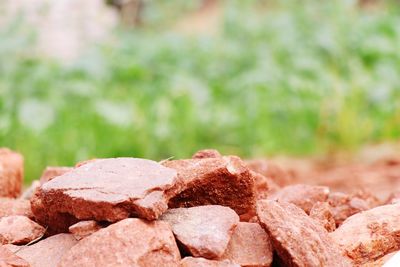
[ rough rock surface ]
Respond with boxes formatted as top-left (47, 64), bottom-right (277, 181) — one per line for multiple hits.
top-left (59, 218), bottom-right (181, 267)
top-left (192, 149), bottom-right (222, 159)
top-left (164, 156), bottom-right (255, 216)
top-left (160, 205), bottom-right (239, 259)
top-left (19, 181), bottom-right (40, 201)
top-left (251, 171), bottom-right (280, 200)
top-left (0, 149), bottom-right (24, 198)
top-left (219, 222), bottom-right (273, 266)
top-left (0, 246), bottom-right (29, 267)
top-left (68, 220), bottom-right (103, 240)
top-left (39, 167), bottom-right (73, 185)
top-left (0, 216), bottom-right (45, 245)
top-left (15, 234), bottom-right (77, 267)
top-left (31, 158), bottom-right (182, 233)
top-left (0, 198), bottom-right (33, 219)
top-left (309, 202), bottom-right (336, 232)
top-left (257, 200), bottom-right (351, 267)
top-left (180, 257), bottom-right (239, 267)
top-left (330, 204), bottom-right (400, 265)
top-left (363, 251), bottom-right (398, 267)
top-left (328, 191), bottom-right (378, 226)
top-left (269, 184), bottom-right (330, 214)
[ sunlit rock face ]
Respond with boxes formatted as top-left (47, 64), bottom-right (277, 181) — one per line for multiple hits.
top-left (0, 0), bottom-right (117, 61)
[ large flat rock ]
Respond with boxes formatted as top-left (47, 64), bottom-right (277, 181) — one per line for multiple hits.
top-left (0, 198), bottom-right (33, 219)
top-left (257, 200), bottom-right (351, 267)
top-left (0, 246), bottom-right (29, 267)
top-left (31, 158), bottom-right (182, 233)
top-left (160, 205), bottom-right (239, 259)
top-left (163, 156), bottom-right (255, 216)
top-left (59, 218), bottom-right (181, 267)
top-left (330, 203), bottom-right (400, 265)
top-left (0, 148), bottom-right (24, 198)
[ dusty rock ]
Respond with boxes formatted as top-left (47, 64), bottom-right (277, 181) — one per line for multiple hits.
top-left (269, 184), bottom-right (330, 214)
top-left (0, 246), bottom-right (29, 267)
top-left (219, 222), bottom-right (273, 266)
top-left (192, 149), bottom-right (222, 159)
top-left (0, 149), bottom-right (24, 198)
top-left (328, 191), bottom-right (377, 226)
top-left (68, 220), bottom-right (103, 240)
top-left (330, 204), bottom-right (400, 265)
top-left (257, 200), bottom-right (351, 267)
top-left (246, 159), bottom-right (292, 187)
top-left (181, 257), bottom-right (239, 267)
top-left (0, 199), bottom-right (33, 219)
top-left (39, 167), bottom-right (72, 185)
top-left (59, 218), bottom-right (181, 267)
top-left (164, 156), bottom-right (255, 216)
top-left (31, 158), bottom-right (182, 233)
top-left (15, 234), bottom-right (77, 267)
top-left (160, 205), bottom-right (239, 259)
top-left (0, 216), bottom-right (45, 245)
top-left (309, 202), bottom-right (336, 232)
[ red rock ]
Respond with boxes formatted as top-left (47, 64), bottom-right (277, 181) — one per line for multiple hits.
top-left (0, 149), bottom-right (24, 198)
top-left (269, 184), bottom-right (330, 214)
top-left (309, 202), bottom-right (336, 232)
top-left (0, 216), bottom-right (45, 245)
top-left (39, 167), bottom-right (73, 185)
top-left (257, 200), bottom-right (351, 267)
top-left (31, 158), bottom-right (182, 233)
top-left (15, 234), bottom-right (77, 267)
top-left (0, 199), bottom-right (33, 219)
top-left (164, 156), bottom-right (255, 216)
top-left (180, 257), bottom-right (239, 267)
top-left (59, 218), bottom-right (181, 267)
top-left (363, 251), bottom-right (398, 267)
top-left (160, 205), bottom-right (239, 259)
top-left (385, 192), bottom-right (400, 205)
top-left (330, 204), bottom-right (400, 265)
top-left (246, 159), bottom-right (292, 187)
top-left (0, 246), bottom-right (29, 267)
top-left (218, 222), bottom-right (273, 266)
top-left (192, 149), bottom-right (222, 159)
top-left (328, 191), bottom-right (377, 226)
top-left (68, 220), bottom-right (103, 240)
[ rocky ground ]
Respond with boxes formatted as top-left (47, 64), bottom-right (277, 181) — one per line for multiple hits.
top-left (0, 147), bottom-right (400, 266)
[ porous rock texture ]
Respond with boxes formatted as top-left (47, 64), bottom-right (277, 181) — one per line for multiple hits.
top-left (0, 148), bottom-right (24, 198)
top-left (31, 158), bottom-right (182, 233)
top-left (14, 233), bottom-right (77, 267)
top-left (160, 205), bottom-right (239, 259)
top-left (269, 184), bottom-right (330, 214)
top-left (309, 201), bottom-right (336, 232)
top-left (257, 200), bottom-right (351, 267)
top-left (218, 222), bottom-right (273, 266)
top-left (0, 216), bottom-right (45, 245)
top-left (330, 203), bottom-right (400, 265)
top-left (163, 156), bottom-right (255, 216)
top-left (59, 218), bottom-right (181, 267)
top-left (180, 257), bottom-right (239, 267)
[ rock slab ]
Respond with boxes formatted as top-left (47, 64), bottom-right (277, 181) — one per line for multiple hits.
top-left (0, 246), bottom-right (29, 267)
top-left (164, 156), bottom-right (255, 216)
top-left (161, 205), bottom-right (239, 259)
top-left (59, 218), bottom-right (181, 267)
top-left (31, 158), bottom-right (182, 233)
top-left (257, 200), bottom-right (351, 267)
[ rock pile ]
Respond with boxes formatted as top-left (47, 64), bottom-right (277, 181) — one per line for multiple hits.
top-left (1, 147), bottom-right (400, 266)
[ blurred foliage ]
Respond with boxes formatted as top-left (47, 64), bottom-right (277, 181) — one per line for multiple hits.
top-left (0, 0), bottom-right (400, 182)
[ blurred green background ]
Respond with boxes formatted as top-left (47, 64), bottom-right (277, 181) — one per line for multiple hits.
top-left (0, 0), bottom-right (399, 182)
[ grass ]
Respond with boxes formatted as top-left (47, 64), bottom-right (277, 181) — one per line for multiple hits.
top-left (0, 1), bottom-right (400, 182)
